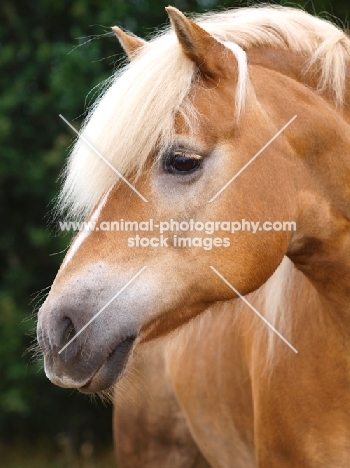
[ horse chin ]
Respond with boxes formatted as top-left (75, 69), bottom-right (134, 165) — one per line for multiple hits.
top-left (78, 336), bottom-right (136, 394)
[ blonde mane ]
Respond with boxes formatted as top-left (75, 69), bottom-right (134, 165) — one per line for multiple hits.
top-left (59, 5), bottom-right (350, 220)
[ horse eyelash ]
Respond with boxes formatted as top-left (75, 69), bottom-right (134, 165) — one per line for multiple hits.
top-left (172, 150), bottom-right (202, 160)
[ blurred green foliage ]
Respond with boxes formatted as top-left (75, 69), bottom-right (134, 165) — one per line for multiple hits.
top-left (0, 0), bottom-right (348, 463)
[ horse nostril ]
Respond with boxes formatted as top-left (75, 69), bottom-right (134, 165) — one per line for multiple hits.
top-left (61, 316), bottom-right (76, 346)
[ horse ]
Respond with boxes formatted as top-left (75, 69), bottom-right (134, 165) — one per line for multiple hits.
top-left (37, 5), bottom-right (350, 467)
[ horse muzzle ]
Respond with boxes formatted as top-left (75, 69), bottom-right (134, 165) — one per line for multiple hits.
top-left (37, 293), bottom-right (138, 393)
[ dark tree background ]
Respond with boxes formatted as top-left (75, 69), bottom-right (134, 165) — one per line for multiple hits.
top-left (0, 0), bottom-right (348, 466)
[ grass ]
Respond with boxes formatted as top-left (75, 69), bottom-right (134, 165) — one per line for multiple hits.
top-left (1, 439), bottom-right (117, 468)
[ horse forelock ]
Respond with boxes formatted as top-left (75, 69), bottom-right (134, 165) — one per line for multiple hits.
top-left (58, 5), bottom-right (350, 221)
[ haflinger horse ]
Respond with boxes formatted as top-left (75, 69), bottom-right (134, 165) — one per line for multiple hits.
top-left (37, 5), bottom-right (350, 467)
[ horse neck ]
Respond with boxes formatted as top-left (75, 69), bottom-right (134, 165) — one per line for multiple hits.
top-left (248, 47), bottom-right (350, 124)
top-left (248, 48), bottom-right (350, 331)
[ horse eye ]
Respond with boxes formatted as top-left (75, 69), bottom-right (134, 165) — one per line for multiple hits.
top-left (165, 152), bottom-right (202, 174)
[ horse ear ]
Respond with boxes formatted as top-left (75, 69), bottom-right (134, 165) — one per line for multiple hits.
top-left (112, 26), bottom-right (146, 60)
top-left (165, 6), bottom-right (235, 80)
